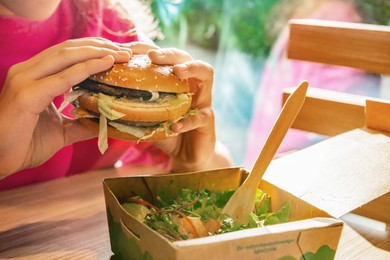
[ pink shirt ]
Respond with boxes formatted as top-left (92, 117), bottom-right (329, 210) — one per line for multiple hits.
top-left (0, 0), bottom-right (169, 190)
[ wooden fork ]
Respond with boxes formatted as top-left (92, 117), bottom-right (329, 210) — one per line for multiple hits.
top-left (222, 81), bottom-right (308, 224)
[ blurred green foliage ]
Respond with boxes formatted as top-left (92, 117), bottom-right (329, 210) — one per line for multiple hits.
top-left (151, 0), bottom-right (278, 58)
top-left (179, 1), bottom-right (223, 50)
top-left (151, 0), bottom-right (389, 58)
top-left (357, 0), bottom-right (390, 25)
top-left (221, 0), bottom-right (278, 57)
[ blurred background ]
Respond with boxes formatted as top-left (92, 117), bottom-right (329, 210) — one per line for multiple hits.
top-left (140, 0), bottom-right (390, 166)
top-left (149, 0), bottom-right (279, 165)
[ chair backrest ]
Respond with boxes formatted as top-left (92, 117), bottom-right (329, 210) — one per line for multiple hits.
top-left (287, 19), bottom-right (390, 75)
top-left (284, 19), bottom-right (390, 226)
top-left (285, 19), bottom-right (390, 136)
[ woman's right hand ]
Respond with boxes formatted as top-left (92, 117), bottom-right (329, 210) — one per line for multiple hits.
top-left (0, 37), bottom-right (132, 177)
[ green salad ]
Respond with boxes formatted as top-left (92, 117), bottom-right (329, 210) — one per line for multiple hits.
top-left (121, 188), bottom-right (290, 241)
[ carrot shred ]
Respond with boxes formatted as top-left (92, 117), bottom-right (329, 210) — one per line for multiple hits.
top-left (256, 193), bottom-right (267, 211)
top-left (175, 210), bottom-right (200, 238)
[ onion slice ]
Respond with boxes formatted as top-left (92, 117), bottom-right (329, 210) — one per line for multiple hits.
top-left (57, 89), bottom-right (88, 113)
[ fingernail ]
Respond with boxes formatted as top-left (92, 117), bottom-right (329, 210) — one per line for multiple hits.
top-left (173, 64), bottom-right (189, 75)
top-left (150, 49), bottom-right (164, 56)
top-left (117, 51), bottom-right (130, 57)
top-left (119, 47), bottom-right (132, 53)
top-left (102, 55), bottom-right (113, 61)
top-left (173, 122), bottom-right (183, 131)
top-left (174, 64), bottom-right (188, 70)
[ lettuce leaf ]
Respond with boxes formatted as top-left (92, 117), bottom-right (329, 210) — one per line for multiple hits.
top-left (122, 201), bottom-right (151, 222)
top-left (122, 187), bottom-right (290, 241)
top-left (96, 93), bottom-right (126, 120)
top-left (98, 114), bottom-right (108, 154)
top-left (263, 201), bottom-right (291, 225)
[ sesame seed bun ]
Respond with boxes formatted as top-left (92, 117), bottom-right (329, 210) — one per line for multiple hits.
top-left (89, 54), bottom-right (190, 93)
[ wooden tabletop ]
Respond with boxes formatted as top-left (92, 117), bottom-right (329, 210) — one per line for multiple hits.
top-left (1, 167), bottom-right (389, 259)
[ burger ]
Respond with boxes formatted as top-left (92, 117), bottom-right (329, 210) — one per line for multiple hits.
top-left (65, 54), bottom-right (194, 153)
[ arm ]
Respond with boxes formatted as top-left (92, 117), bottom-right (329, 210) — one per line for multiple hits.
top-left (0, 37), bottom-right (132, 177)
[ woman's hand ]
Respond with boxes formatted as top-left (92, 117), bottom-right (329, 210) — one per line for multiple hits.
top-left (0, 37), bottom-right (132, 176)
top-left (128, 42), bottom-right (232, 172)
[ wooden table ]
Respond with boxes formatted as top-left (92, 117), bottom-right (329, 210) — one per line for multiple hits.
top-left (1, 167), bottom-right (389, 259)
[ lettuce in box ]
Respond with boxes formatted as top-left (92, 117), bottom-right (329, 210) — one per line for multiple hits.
top-left (121, 188), bottom-right (290, 241)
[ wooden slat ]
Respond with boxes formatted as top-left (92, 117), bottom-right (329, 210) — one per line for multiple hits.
top-left (352, 192), bottom-right (390, 226)
top-left (366, 99), bottom-right (390, 133)
top-left (287, 19), bottom-right (390, 74)
top-left (283, 87), bottom-right (366, 136)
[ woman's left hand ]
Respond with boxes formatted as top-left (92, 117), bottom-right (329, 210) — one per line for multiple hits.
top-left (126, 42), bottom-right (232, 172)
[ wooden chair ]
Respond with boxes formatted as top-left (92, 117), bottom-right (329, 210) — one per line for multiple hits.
top-left (284, 19), bottom-right (390, 228)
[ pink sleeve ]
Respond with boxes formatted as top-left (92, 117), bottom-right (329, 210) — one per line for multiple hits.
top-left (67, 138), bottom-right (170, 175)
top-left (115, 142), bottom-right (171, 170)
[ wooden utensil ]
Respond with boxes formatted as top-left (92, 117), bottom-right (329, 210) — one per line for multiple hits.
top-left (222, 81), bottom-right (308, 224)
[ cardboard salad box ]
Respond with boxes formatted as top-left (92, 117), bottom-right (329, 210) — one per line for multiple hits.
top-left (103, 128), bottom-right (390, 260)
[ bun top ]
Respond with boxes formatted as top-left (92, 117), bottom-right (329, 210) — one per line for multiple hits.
top-left (89, 54), bottom-right (189, 93)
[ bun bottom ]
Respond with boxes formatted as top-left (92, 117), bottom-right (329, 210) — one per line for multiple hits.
top-left (78, 118), bottom-right (171, 141)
